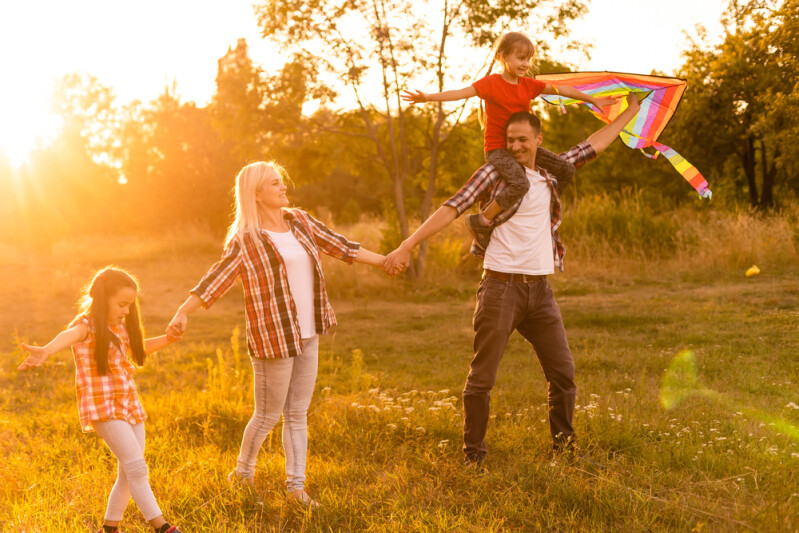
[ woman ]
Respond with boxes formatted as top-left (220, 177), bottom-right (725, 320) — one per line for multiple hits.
top-left (168, 161), bottom-right (384, 507)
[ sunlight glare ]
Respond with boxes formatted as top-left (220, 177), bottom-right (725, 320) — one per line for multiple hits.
top-left (0, 91), bottom-right (61, 168)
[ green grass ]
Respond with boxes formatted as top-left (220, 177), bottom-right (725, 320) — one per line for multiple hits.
top-left (1, 233), bottom-right (799, 532)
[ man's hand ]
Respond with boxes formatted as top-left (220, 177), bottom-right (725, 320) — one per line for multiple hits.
top-left (586, 91), bottom-right (644, 155)
top-left (382, 246), bottom-right (411, 276)
top-left (401, 89), bottom-right (427, 105)
top-left (625, 92), bottom-right (640, 112)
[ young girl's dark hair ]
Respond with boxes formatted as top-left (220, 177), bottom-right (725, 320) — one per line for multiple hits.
top-left (77, 267), bottom-right (146, 375)
top-left (479, 32), bottom-right (537, 128)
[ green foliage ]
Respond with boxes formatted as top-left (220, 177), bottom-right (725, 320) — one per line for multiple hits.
top-left (667, 0), bottom-right (798, 208)
top-left (563, 193), bottom-right (680, 259)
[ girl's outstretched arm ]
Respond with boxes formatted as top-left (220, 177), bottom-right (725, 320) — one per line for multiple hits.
top-left (17, 323), bottom-right (88, 371)
top-left (542, 84), bottom-right (621, 110)
top-left (402, 86), bottom-right (478, 104)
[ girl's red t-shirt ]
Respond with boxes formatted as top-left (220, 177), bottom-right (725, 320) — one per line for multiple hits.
top-left (472, 74), bottom-right (546, 152)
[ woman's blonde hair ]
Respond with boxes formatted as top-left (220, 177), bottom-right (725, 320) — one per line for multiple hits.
top-left (224, 161), bottom-right (291, 248)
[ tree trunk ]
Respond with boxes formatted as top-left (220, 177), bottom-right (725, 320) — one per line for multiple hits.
top-left (759, 139), bottom-right (778, 209)
top-left (740, 136), bottom-right (758, 209)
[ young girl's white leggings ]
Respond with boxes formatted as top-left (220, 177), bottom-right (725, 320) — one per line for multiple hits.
top-left (92, 420), bottom-right (162, 522)
top-left (235, 335), bottom-right (319, 492)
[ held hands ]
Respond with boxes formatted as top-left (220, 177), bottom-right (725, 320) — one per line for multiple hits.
top-left (165, 325), bottom-right (183, 343)
top-left (167, 311), bottom-right (188, 339)
top-left (17, 343), bottom-right (50, 371)
top-left (401, 89), bottom-right (427, 105)
top-left (382, 246), bottom-right (411, 276)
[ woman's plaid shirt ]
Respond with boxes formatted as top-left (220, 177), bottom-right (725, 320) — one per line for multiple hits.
top-left (443, 141), bottom-right (596, 271)
top-left (191, 209), bottom-right (360, 359)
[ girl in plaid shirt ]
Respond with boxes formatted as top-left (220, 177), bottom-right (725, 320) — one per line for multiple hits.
top-left (168, 161), bottom-right (385, 509)
top-left (17, 267), bottom-right (184, 533)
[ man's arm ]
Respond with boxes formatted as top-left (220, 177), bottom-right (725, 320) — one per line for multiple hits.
top-left (382, 206), bottom-right (458, 274)
top-left (586, 93), bottom-right (641, 155)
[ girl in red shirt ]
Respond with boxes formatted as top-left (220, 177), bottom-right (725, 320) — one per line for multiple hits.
top-left (17, 267), bottom-right (184, 533)
top-left (403, 31), bottom-right (618, 250)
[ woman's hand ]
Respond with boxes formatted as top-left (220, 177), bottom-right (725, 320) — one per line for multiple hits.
top-left (17, 344), bottom-right (51, 371)
top-left (168, 311), bottom-right (189, 337)
top-left (166, 325), bottom-right (183, 342)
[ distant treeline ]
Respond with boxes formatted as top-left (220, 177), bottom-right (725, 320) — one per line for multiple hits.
top-left (1, 0), bottom-right (795, 256)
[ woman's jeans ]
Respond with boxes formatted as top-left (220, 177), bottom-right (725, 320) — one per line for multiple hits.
top-left (92, 420), bottom-right (162, 522)
top-left (235, 335), bottom-right (319, 492)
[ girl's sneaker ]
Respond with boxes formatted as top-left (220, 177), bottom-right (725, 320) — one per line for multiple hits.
top-left (96, 528), bottom-right (120, 533)
top-left (155, 525), bottom-right (183, 533)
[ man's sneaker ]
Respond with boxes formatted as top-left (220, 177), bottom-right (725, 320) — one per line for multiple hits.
top-left (465, 213), bottom-right (493, 251)
top-left (463, 457), bottom-right (489, 476)
top-left (551, 447), bottom-right (607, 471)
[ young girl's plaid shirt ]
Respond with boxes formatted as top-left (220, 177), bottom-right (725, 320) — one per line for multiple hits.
top-left (70, 317), bottom-right (146, 432)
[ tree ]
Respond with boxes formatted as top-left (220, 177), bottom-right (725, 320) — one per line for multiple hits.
top-left (117, 85), bottom-right (237, 232)
top-left (211, 38), bottom-right (269, 164)
top-left (670, 0), bottom-right (797, 209)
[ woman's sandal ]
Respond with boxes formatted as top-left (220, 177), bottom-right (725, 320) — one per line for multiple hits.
top-left (287, 489), bottom-right (320, 509)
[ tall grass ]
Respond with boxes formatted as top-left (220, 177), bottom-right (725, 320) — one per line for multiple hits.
top-left (1, 206), bottom-right (798, 531)
top-left (561, 194), bottom-right (799, 278)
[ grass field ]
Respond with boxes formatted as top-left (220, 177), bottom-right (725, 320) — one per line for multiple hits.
top-left (1, 214), bottom-right (798, 532)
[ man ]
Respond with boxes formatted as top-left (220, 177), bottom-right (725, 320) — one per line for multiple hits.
top-left (383, 94), bottom-right (641, 465)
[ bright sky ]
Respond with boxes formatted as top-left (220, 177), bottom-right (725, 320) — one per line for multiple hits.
top-left (0, 0), bottom-right (727, 167)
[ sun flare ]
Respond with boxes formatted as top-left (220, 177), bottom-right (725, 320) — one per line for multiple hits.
top-left (0, 91), bottom-right (61, 168)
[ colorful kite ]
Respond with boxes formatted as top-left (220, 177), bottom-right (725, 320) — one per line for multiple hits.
top-left (537, 71), bottom-right (711, 198)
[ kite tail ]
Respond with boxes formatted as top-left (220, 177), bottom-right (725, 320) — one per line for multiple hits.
top-left (651, 142), bottom-right (712, 199)
top-left (551, 85), bottom-right (567, 114)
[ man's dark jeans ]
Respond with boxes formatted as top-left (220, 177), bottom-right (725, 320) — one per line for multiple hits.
top-left (463, 276), bottom-right (576, 461)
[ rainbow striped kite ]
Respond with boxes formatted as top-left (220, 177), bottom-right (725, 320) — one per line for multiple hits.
top-left (537, 71), bottom-right (711, 199)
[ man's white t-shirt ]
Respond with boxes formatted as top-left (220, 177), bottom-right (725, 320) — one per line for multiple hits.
top-left (265, 229), bottom-right (316, 338)
top-left (483, 166), bottom-right (555, 275)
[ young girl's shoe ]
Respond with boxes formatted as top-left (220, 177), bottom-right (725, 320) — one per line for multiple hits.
top-left (155, 525), bottom-right (183, 533)
top-left (97, 528), bottom-right (120, 533)
top-left (288, 489), bottom-right (320, 509)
